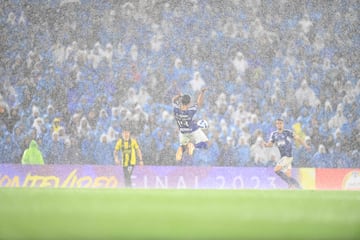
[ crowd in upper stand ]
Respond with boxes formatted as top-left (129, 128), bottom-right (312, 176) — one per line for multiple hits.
top-left (0, 0), bottom-right (359, 168)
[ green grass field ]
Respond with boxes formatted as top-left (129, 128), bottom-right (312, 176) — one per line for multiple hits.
top-left (0, 188), bottom-right (359, 240)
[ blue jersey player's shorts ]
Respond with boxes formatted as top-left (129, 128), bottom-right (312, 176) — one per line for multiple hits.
top-left (276, 156), bottom-right (293, 172)
top-left (179, 128), bottom-right (208, 146)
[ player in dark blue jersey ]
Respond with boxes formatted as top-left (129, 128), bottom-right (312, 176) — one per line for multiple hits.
top-left (173, 88), bottom-right (208, 161)
top-left (264, 118), bottom-right (310, 189)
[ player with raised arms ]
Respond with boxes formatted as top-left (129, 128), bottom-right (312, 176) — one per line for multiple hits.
top-left (172, 88), bottom-right (209, 161)
top-left (263, 118), bottom-right (311, 189)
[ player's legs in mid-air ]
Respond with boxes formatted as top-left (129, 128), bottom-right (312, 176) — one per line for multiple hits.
top-left (176, 133), bottom-right (190, 161)
top-left (175, 143), bottom-right (195, 161)
top-left (176, 130), bottom-right (208, 161)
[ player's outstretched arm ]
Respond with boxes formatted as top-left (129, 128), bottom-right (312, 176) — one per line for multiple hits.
top-left (113, 150), bottom-right (121, 165)
top-left (172, 93), bottom-right (182, 104)
top-left (197, 88), bottom-right (207, 108)
top-left (136, 148), bottom-right (143, 166)
top-left (294, 134), bottom-right (311, 150)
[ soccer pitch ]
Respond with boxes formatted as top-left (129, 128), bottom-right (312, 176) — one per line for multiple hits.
top-left (0, 188), bottom-right (359, 240)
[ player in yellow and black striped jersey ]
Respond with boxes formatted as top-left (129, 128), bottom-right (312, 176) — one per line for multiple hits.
top-left (114, 128), bottom-right (143, 187)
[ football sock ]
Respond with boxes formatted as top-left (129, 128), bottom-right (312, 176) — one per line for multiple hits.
top-left (289, 177), bottom-right (302, 189)
top-left (275, 171), bottom-right (292, 185)
top-left (276, 171), bottom-right (302, 189)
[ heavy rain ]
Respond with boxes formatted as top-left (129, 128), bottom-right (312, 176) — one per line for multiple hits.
top-left (0, 0), bottom-right (359, 185)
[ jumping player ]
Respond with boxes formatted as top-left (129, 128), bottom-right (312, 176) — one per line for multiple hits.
top-left (263, 118), bottom-right (310, 189)
top-left (172, 88), bottom-right (208, 161)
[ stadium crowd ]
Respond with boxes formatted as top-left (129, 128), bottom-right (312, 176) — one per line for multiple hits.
top-left (0, 0), bottom-right (359, 168)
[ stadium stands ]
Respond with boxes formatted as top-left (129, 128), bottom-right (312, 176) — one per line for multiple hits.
top-left (0, 0), bottom-right (359, 167)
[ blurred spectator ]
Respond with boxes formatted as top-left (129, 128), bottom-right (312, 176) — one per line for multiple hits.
top-left (77, 116), bottom-right (91, 140)
top-left (298, 13), bottom-right (313, 34)
top-left (64, 137), bottom-right (82, 164)
top-left (350, 150), bottom-right (360, 168)
top-left (96, 109), bottom-right (110, 132)
top-left (157, 140), bottom-right (175, 166)
top-left (237, 136), bottom-right (251, 166)
top-left (0, 102), bottom-right (11, 129)
top-left (138, 126), bottom-right (157, 165)
top-left (317, 100), bottom-right (334, 123)
top-left (26, 106), bottom-right (41, 128)
top-left (217, 136), bottom-right (238, 166)
top-left (249, 136), bottom-right (268, 167)
top-left (189, 71), bottom-right (206, 93)
top-left (232, 51), bottom-right (249, 78)
top-left (21, 140), bottom-right (44, 165)
top-left (44, 131), bottom-right (64, 164)
top-left (0, 130), bottom-right (21, 164)
top-left (309, 144), bottom-right (330, 168)
top-left (32, 117), bottom-right (45, 140)
top-left (1, 103), bottom-right (15, 129)
top-left (328, 104), bottom-right (348, 129)
top-left (330, 142), bottom-right (352, 168)
top-left (52, 118), bottom-right (62, 134)
top-left (293, 136), bottom-right (315, 168)
top-left (94, 134), bottom-right (114, 165)
top-left (295, 80), bottom-right (320, 110)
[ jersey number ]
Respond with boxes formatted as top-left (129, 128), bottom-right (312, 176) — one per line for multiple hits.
top-left (176, 119), bottom-right (189, 128)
